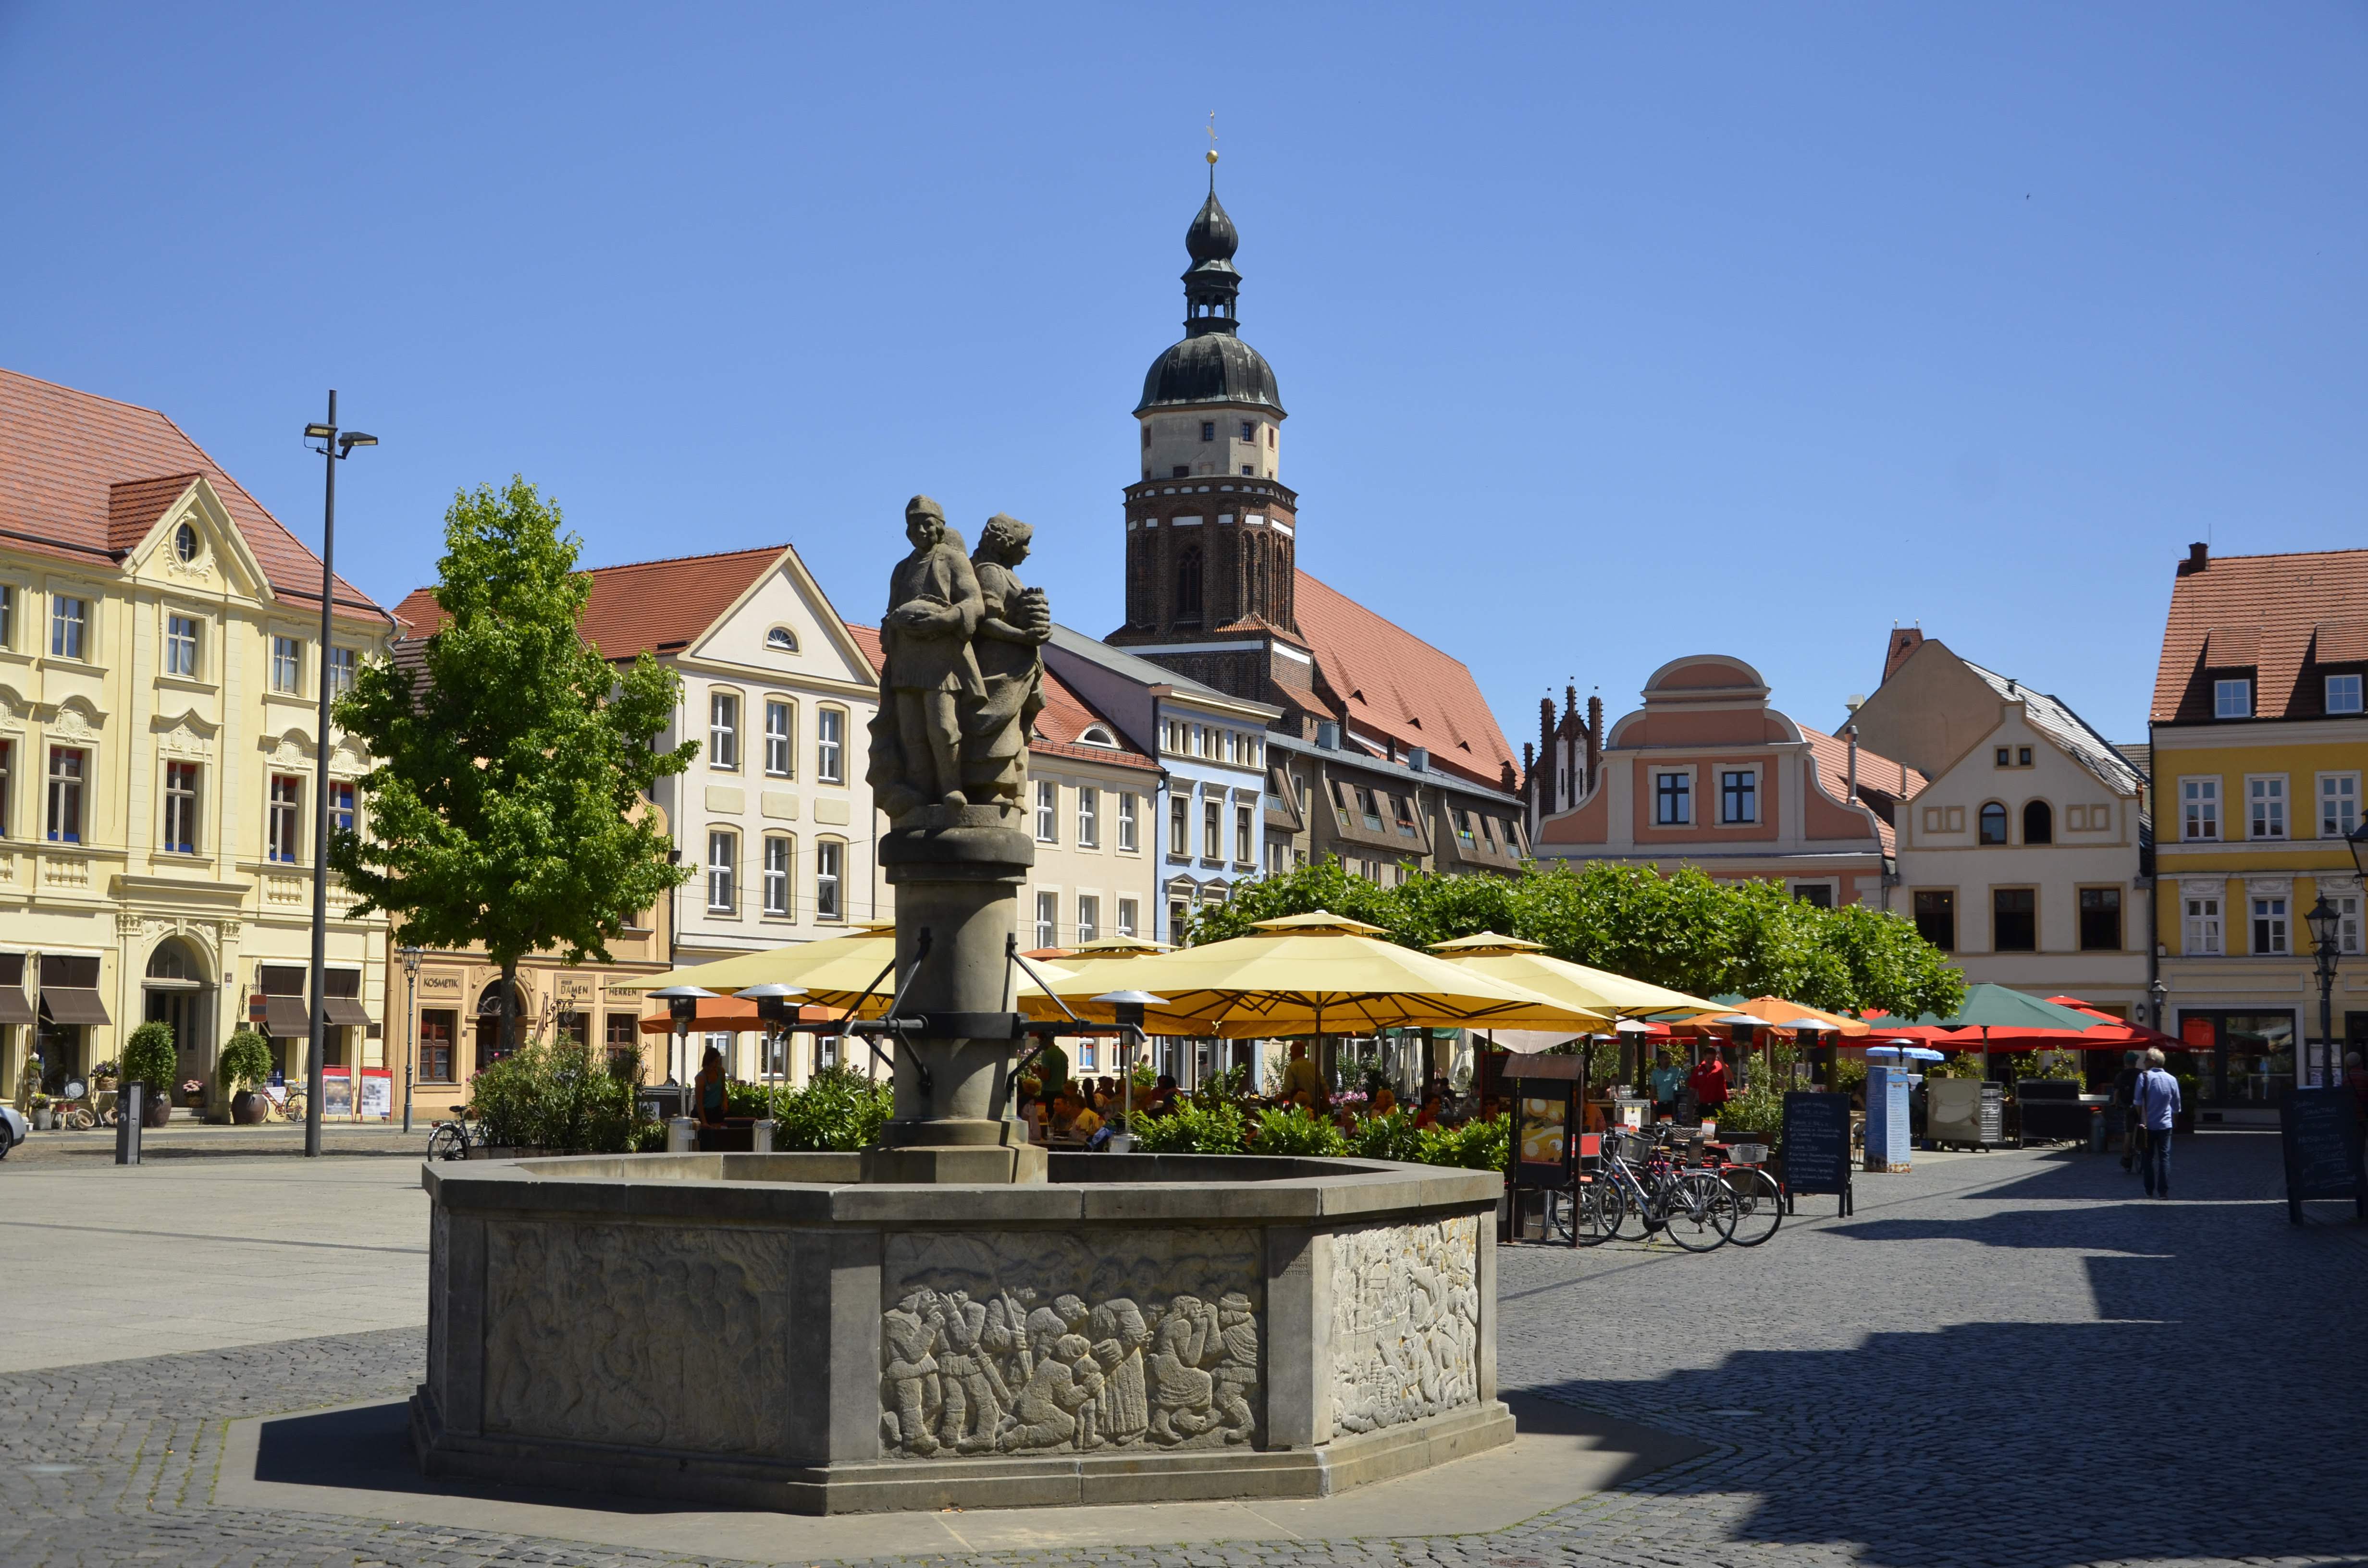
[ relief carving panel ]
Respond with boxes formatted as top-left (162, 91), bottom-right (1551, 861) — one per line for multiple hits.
top-left (482, 1219), bottom-right (793, 1454)
top-left (880, 1228), bottom-right (1260, 1458)
top-left (1327, 1215), bottom-right (1480, 1438)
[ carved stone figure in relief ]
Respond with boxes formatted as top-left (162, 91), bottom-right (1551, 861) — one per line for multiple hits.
top-left (882, 1289), bottom-right (944, 1456)
top-left (1327, 1217), bottom-right (1480, 1439)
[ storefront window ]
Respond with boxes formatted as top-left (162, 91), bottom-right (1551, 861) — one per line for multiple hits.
top-left (2178, 1010), bottom-right (2295, 1105)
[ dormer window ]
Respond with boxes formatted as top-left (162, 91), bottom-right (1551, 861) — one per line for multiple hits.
top-left (1078, 724), bottom-right (1119, 748)
top-left (173, 522), bottom-right (199, 563)
top-left (2328, 673), bottom-right (2364, 715)
top-left (2214, 678), bottom-right (2252, 719)
top-left (765, 626), bottom-right (798, 653)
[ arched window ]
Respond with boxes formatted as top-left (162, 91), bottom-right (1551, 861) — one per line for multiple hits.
top-left (1078, 724), bottom-right (1119, 748)
top-left (1176, 545), bottom-right (1203, 620)
top-left (2022, 799), bottom-right (2053, 845)
top-left (1978, 802), bottom-right (2009, 845)
top-left (764, 625), bottom-right (798, 653)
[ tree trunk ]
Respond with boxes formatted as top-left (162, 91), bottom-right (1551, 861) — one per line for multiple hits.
top-left (500, 961), bottom-right (520, 1057)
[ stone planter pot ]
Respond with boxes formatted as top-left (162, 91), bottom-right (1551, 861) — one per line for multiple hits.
top-left (30, 1107), bottom-right (51, 1131)
top-left (141, 1090), bottom-right (173, 1129)
top-left (231, 1091), bottom-right (269, 1125)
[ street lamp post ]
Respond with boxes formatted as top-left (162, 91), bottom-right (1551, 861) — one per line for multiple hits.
top-left (299, 395), bottom-right (377, 1159)
top-left (2148, 978), bottom-right (2169, 1035)
top-left (2306, 895), bottom-right (2342, 1090)
top-left (400, 946), bottom-right (423, 1133)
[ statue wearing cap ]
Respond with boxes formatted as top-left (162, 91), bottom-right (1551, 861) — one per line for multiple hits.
top-left (871, 495), bottom-right (986, 818)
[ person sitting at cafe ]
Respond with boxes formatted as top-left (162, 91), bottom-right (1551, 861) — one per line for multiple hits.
top-left (1068, 1093), bottom-right (1104, 1143)
top-left (694, 1046), bottom-right (730, 1127)
top-left (1371, 1087), bottom-right (1398, 1119)
top-left (1047, 1088), bottom-right (1080, 1141)
top-left (1279, 1041), bottom-right (1325, 1106)
top-left (1143, 1074), bottom-right (1180, 1115)
top-left (1413, 1092), bottom-right (1443, 1129)
top-left (1688, 1051), bottom-right (1729, 1115)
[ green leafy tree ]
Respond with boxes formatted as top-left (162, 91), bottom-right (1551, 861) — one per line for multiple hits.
top-left (331, 478), bottom-right (695, 1053)
top-left (1186, 858), bottom-right (1963, 1019)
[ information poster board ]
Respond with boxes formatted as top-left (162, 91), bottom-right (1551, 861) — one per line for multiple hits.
top-left (1517, 1093), bottom-right (1570, 1170)
top-left (1863, 1065), bottom-right (1912, 1173)
top-left (359, 1068), bottom-right (393, 1121)
top-left (1781, 1091), bottom-right (1853, 1215)
top-left (321, 1066), bottom-right (353, 1119)
top-left (2280, 1088), bottom-right (2366, 1225)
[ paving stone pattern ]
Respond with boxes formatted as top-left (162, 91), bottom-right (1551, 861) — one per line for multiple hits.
top-left (2, 1131), bottom-right (2363, 1567)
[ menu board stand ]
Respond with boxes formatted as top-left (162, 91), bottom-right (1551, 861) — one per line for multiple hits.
top-left (2279, 1088), bottom-right (2365, 1225)
top-left (1780, 1090), bottom-right (1854, 1217)
top-left (1503, 1056), bottom-right (1583, 1248)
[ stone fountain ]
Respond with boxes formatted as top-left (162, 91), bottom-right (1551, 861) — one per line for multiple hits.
top-left (408, 501), bottom-right (1512, 1512)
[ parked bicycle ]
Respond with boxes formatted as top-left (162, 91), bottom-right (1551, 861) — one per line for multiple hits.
top-left (1553, 1127), bottom-right (1735, 1251)
top-left (426, 1102), bottom-right (481, 1161)
top-left (1714, 1145), bottom-right (1785, 1248)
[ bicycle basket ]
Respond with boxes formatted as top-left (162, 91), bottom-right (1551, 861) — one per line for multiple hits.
top-left (1613, 1131), bottom-right (1654, 1163)
top-left (1727, 1142), bottom-right (1769, 1165)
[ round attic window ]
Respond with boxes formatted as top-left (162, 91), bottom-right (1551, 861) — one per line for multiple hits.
top-left (1078, 724), bottom-right (1119, 748)
top-left (173, 523), bottom-right (199, 564)
top-left (765, 626), bottom-right (798, 653)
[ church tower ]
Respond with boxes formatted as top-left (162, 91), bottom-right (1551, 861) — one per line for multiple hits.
top-left (1109, 153), bottom-right (1308, 702)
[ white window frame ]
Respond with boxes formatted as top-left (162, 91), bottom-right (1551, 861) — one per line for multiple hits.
top-left (161, 760), bottom-right (201, 854)
top-left (709, 691), bottom-right (740, 771)
top-left (327, 645), bottom-right (356, 697)
top-left (2246, 774), bottom-right (2288, 841)
top-left (814, 838), bottom-right (843, 921)
top-left (47, 746), bottom-right (87, 844)
top-left (271, 635), bottom-right (303, 694)
top-left (2319, 772), bottom-right (2360, 840)
top-left (1718, 765), bottom-right (1760, 826)
top-left (328, 779), bottom-right (355, 838)
top-left (1169, 795), bottom-right (1188, 858)
top-left (764, 698), bottom-right (794, 777)
top-left (1204, 798), bottom-right (1221, 860)
top-left (1034, 890), bottom-right (1058, 950)
top-left (1076, 894), bottom-right (1101, 945)
top-left (2183, 894), bottom-right (2222, 956)
top-left (762, 835), bottom-right (791, 917)
top-left (0, 583), bottom-right (13, 650)
top-left (164, 612), bottom-right (200, 678)
top-left (707, 830), bottom-right (737, 913)
top-left (2334, 892), bottom-right (2364, 957)
top-left (1076, 784), bottom-right (1099, 849)
top-left (2328, 673), bottom-right (2365, 715)
top-left (1653, 768), bottom-right (1693, 826)
top-left (1035, 779), bottom-right (1059, 844)
top-left (816, 707), bottom-right (846, 784)
top-left (2180, 777), bottom-right (2220, 842)
top-left (2252, 895), bottom-right (2289, 956)
top-left (1116, 896), bottom-right (1138, 938)
top-left (49, 595), bottom-right (88, 660)
top-left (1117, 792), bottom-right (1138, 853)
top-left (267, 773), bottom-right (302, 862)
top-left (1235, 802), bottom-right (1254, 864)
top-left (2214, 677), bottom-right (2252, 719)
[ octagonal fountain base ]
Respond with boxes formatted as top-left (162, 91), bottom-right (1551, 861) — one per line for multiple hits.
top-left (410, 1151), bottom-right (1510, 1514)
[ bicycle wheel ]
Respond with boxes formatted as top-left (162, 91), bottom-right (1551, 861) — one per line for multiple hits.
top-left (1662, 1171), bottom-right (1736, 1252)
top-left (426, 1123), bottom-right (467, 1162)
top-left (1575, 1180), bottom-right (1622, 1247)
top-left (1722, 1167), bottom-right (1784, 1248)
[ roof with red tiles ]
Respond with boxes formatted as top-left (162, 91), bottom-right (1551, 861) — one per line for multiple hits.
top-left (0, 368), bottom-right (384, 618)
top-left (844, 624), bottom-right (1157, 773)
top-left (1293, 570), bottom-right (1515, 786)
top-left (1800, 722), bottom-right (1923, 854)
top-left (2151, 546), bottom-right (2368, 723)
top-left (392, 545), bottom-right (789, 658)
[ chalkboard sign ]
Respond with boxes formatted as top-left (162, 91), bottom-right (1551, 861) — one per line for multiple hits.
top-left (2280, 1089), bottom-right (2366, 1225)
top-left (1782, 1091), bottom-right (1853, 1216)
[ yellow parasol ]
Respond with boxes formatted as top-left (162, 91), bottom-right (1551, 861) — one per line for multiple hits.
top-left (1424, 933), bottom-right (1723, 1018)
top-left (613, 923), bottom-right (902, 1016)
top-left (1026, 911), bottom-right (1606, 1036)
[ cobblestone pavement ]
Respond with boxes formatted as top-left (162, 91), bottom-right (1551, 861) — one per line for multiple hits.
top-left (1, 1130), bottom-right (2362, 1567)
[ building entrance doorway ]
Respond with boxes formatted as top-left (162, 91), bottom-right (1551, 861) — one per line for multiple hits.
top-left (474, 980), bottom-right (531, 1072)
top-left (143, 939), bottom-right (210, 1099)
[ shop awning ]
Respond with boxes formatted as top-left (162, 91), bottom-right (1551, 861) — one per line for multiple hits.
top-left (39, 987), bottom-right (111, 1027)
top-left (0, 985), bottom-right (33, 1026)
top-left (322, 997), bottom-right (371, 1028)
top-left (263, 995), bottom-right (311, 1037)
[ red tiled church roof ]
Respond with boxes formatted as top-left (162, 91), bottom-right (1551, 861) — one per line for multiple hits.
top-left (2152, 546), bottom-right (2368, 723)
top-left (0, 367), bottom-right (384, 617)
top-left (392, 545), bottom-right (787, 657)
top-left (1292, 570), bottom-right (1515, 786)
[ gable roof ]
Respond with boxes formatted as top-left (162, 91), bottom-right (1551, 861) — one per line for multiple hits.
top-left (1046, 623), bottom-right (1235, 701)
top-left (0, 367), bottom-right (384, 618)
top-left (1293, 570), bottom-right (1515, 787)
top-left (392, 544), bottom-right (786, 657)
top-left (1960, 659), bottom-right (2146, 795)
top-left (2152, 546), bottom-right (2368, 723)
top-left (1799, 722), bottom-right (1922, 854)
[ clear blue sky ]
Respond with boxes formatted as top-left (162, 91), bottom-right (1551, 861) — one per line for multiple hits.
top-left (5, 3), bottom-right (2361, 748)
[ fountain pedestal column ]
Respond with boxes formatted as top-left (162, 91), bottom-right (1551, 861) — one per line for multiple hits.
top-left (859, 802), bottom-right (1047, 1185)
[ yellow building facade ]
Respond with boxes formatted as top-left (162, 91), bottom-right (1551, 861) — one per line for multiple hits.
top-left (2148, 543), bottom-right (2367, 1121)
top-left (0, 370), bottom-right (394, 1114)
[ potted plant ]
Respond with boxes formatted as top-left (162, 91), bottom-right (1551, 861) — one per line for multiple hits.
top-left (121, 1022), bottom-right (180, 1128)
top-left (90, 1059), bottom-right (120, 1091)
top-left (28, 1092), bottom-right (51, 1131)
top-left (218, 1030), bottom-right (275, 1125)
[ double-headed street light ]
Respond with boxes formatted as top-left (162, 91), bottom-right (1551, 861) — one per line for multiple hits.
top-left (2307, 819), bottom-right (2368, 1091)
top-left (300, 394), bottom-right (377, 1159)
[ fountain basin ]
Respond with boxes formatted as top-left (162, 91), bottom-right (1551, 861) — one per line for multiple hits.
top-left (412, 1152), bottom-right (1509, 1513)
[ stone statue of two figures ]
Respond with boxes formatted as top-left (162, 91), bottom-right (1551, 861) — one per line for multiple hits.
top-left (867, 495), bottom-right (1051, 823)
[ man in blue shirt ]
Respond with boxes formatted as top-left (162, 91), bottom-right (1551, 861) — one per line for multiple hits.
top-left (2134, 1047), bottom-right (2182, 1199)
top-left (1650, 1052), bottom-right (1685, 1120)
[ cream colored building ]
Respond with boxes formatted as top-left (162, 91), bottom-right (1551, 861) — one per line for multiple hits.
top-left (1852, 632), bottom-right (2149, 1018)
top-left (0, 369), bottom-right (393, 1111)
